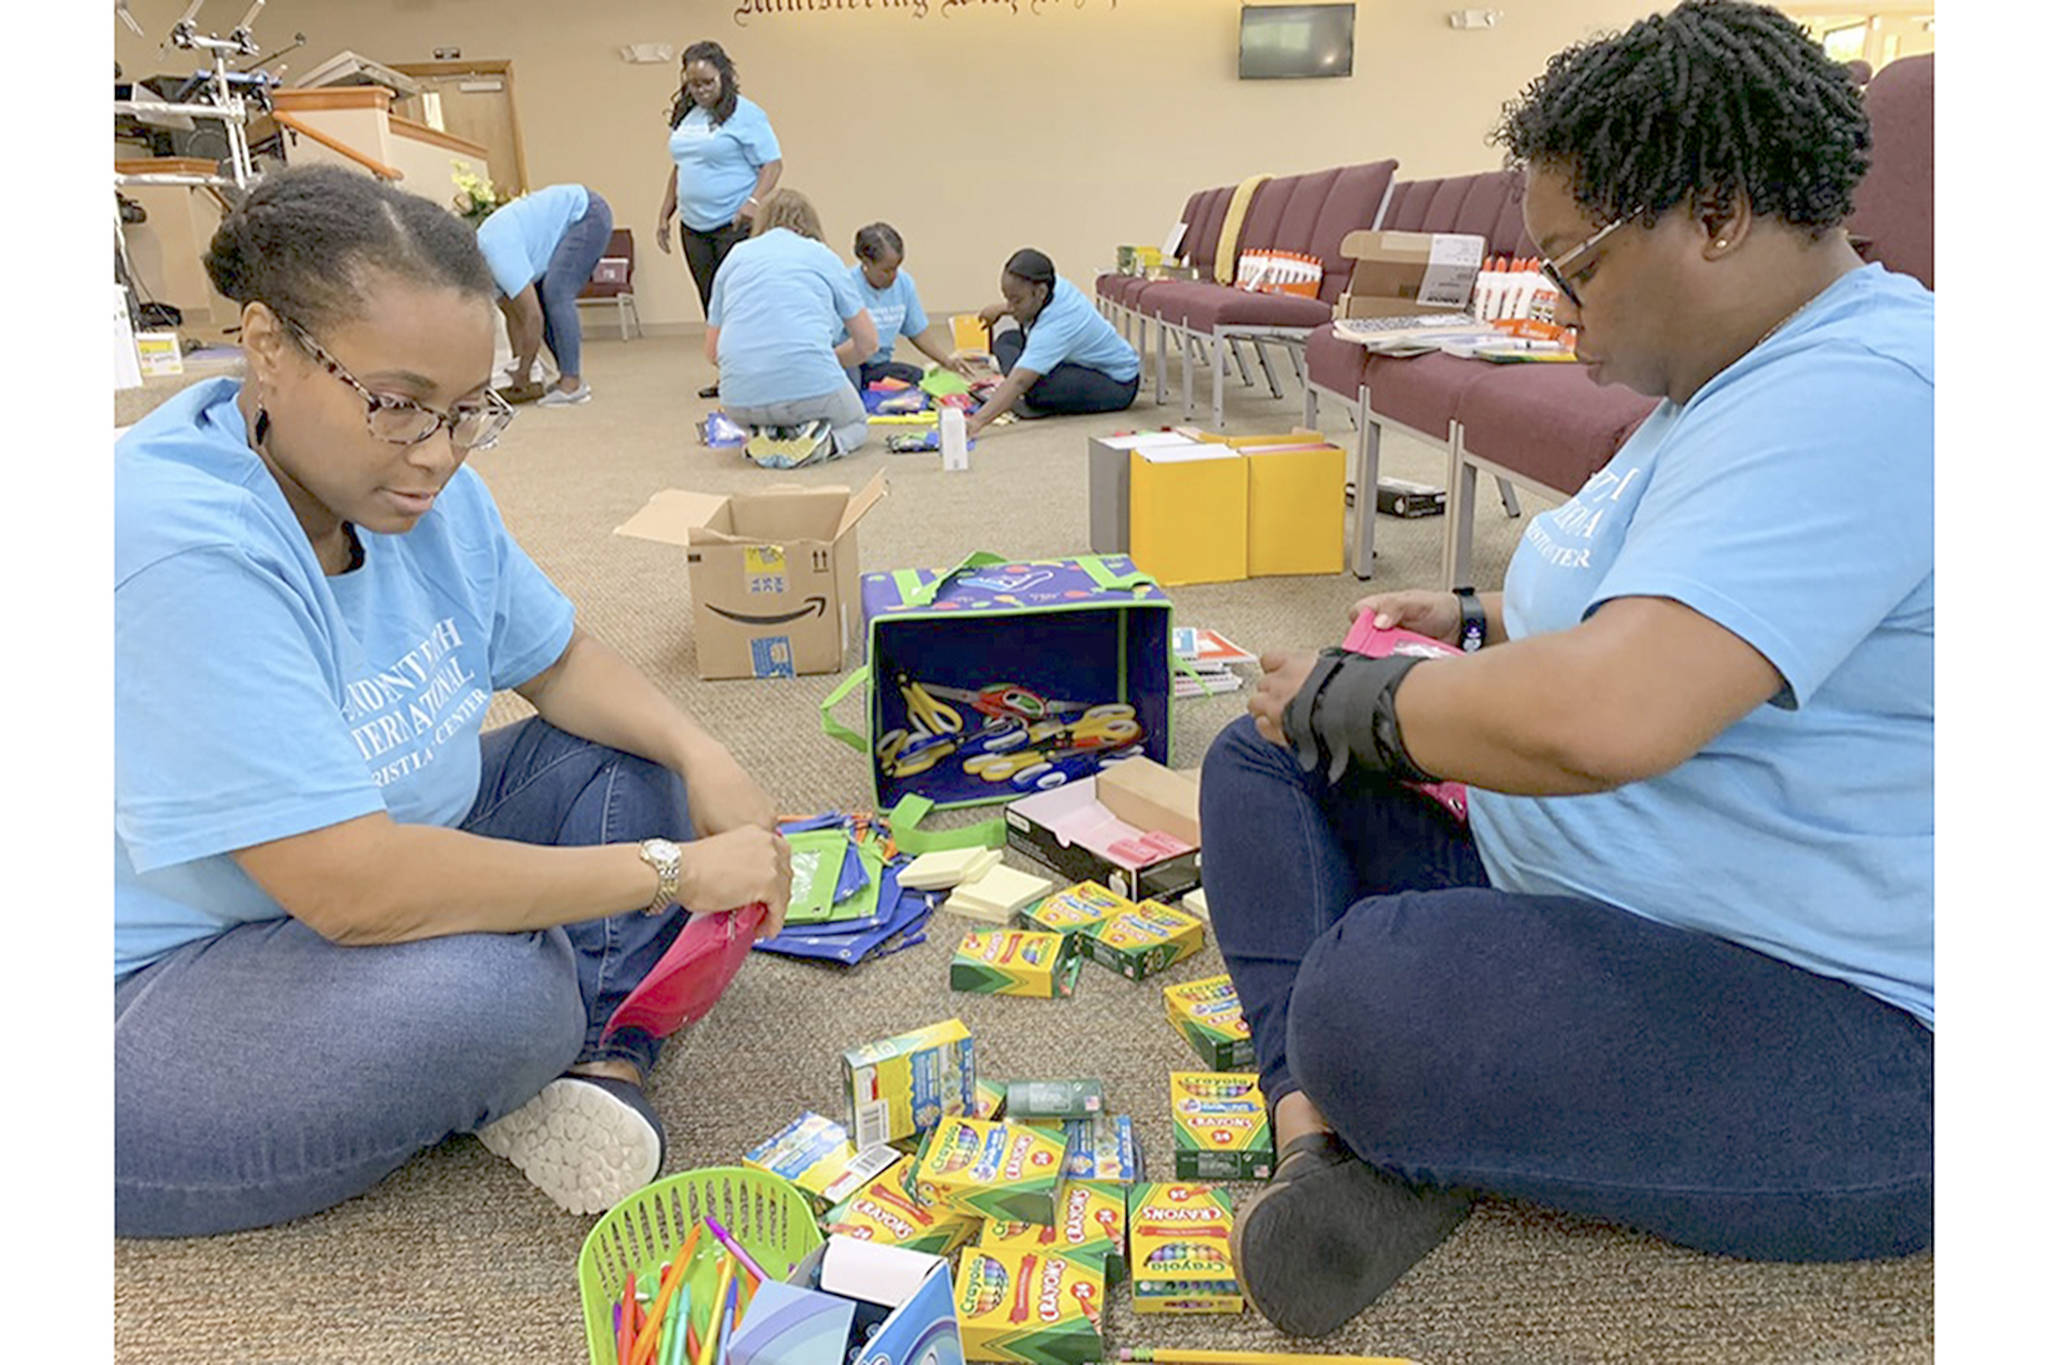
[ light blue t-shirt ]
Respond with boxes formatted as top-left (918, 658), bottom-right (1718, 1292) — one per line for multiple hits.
top-left (1015, 276), bottom-right (1140, 382)
top-left (475, 183), bottom-right (591, 298)
top-left (708, 229), bottom-right (867, 408)
top-left (113, 378), bottom-right (576, 978)
top-left (1467, 264), bottom-right (1933, 1026)
top-left (668, 96), bottom-right (780, 232)
top-left (837, 264), bottom-right (930, 365)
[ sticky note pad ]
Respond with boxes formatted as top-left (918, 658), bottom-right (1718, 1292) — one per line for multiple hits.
top-left (902, 846), bottom-right (1002, 891)
top-left (946, 864), bottom-right (1055, 920)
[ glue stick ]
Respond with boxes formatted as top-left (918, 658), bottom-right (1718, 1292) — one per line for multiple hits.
top-left (940, 407), bottom-right (969, 472)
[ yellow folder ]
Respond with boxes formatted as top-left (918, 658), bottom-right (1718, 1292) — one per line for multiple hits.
top-left (1128, 446), bottom-right (1249, 586)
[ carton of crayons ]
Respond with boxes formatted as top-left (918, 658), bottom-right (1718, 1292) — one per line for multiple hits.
top-left (1079, 900), bottom-right (1207, 980)
top-left (1161, 974), bottom-right (1257, 1071)
top-left (905, 1116), bottom-right (1071, 1225)
top-left (1128, 1182), bottom-right (1243, 1315)
top-left (742, 1111), bottom-right (903, 1213)
top-left (954, 1244), bottom-right (1106, 1365)
top-left (842, 1017), bottom-right (976, 1150)
top-left (950, 929), bottom-right (1083, 999)
top-left (1170, 1072), bottom-right (1272, 1181)
top-left (821, 1159), bottom-right (984, 1256)
top-left (975, 1079), bottom-right (1009, 1120)
top-left (1016, 881), bottom-right (1133, 937)
top-left (979, 1180), bottom-right (1129, 1283)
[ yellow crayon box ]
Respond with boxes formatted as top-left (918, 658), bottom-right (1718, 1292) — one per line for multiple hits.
top-left (905, 1115), bottom-right (1070, 1225)
top-left (1016, 881), bottom-right (1135, 937)
top-left (842, 1017), bottom-right (977, 1150)
top-left (980, 1179), bottom-right (1129, 1282)
top-left (950, 929), bottom-right (1084, 999)
top-left (742, 1111), bottom-right (904, 1213)
top-left (955, 1243), bottom-right (1106, 1365)
top-left (1162, 974), bottom-right (1257, 1071)
top-left (1079, 900), bottom-right (1207, 980)
top-left (1170, 1072), bottom-right (1273, 1181)
top-left (975, 1079), bottom-right (1009, 1120)
top-left (821, 1158), bottom-right (984, 1256)
top-left (1128, 1181), bottom-right (1243, 1315)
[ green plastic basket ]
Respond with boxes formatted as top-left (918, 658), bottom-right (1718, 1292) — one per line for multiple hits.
top-left (576, 1165), bottom-right (824, 1365)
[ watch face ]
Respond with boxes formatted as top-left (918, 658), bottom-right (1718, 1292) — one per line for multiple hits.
top-left (644, 838), bottom-right (682, 863)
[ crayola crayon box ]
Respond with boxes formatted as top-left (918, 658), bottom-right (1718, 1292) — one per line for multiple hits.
top-left (954, 1244), bottom-right (1105, 1365)
top-left (822, 1159), bottom-right (983, 1256)
top-left (1079, 900), bottom-right (1206, 980)
top-left (949, 929), bottom-right (1083, 999)
top-left (905, 1116), bottom-right (1070, 1225)
top-left (744, 1111), bottom-right (905, 1213)
top-left (1161, 974), bottom-right (1256, 1071)
top-left (975, 1079), bottom-right (1009, 1120)
top-left (1170, 1072), bottom-right (1273, 1180)
top-left (979, 1180), bottom-right (1129, 1283)
top-left (843, 1018), bottom-right (976, 1150)
top-left (1015, 881), bottom-right (1133, 937)
top-left (1128, 1182), bottom-right (1243, 1315)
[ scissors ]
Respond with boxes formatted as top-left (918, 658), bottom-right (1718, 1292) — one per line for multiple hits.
top-left (896, 673), bottom-right (965, 735)
top-left (878, 727), bottom-right (958, 778)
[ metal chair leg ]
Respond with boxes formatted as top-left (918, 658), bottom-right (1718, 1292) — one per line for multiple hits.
top-left (1496, 477), bottom-right (1522, 518)
top-left (1253, 339), bottom-right (1283, 399)
top-left (1350, 403), bottom-right (1382, 578)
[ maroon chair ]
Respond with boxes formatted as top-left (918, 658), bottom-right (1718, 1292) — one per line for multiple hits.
top-left (576, 227), bottom-right (640, 341)
top-left (1846, 53), bottom-right (1933, 288)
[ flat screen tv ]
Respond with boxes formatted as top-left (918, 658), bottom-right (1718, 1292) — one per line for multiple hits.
top-left (1239, 4), bottom-right (1356, 80)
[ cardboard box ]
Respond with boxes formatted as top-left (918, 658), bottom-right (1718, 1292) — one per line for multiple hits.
top-left (1127, 445), bottom-right (1247, 586)
top-left (1161, 975), bottom-right (1256, 1071)
top-left (822, 1160), bottom-right (985, 1256)
top-left (1007, 777), bottom-right (1201, 905)
top-left (975, 1080), bottom-right (1009, 1120)
top-left (1244, 441), bottom-right (1346, 577)
top-left (1086, 433), bottom-right (1206, 554)
top-left (905, 1116), bottom-right (1071, 1225)
top-left (1095, 758), bottom-right (1201, 850)
top-left (614, 472), bottom-right (885, 679)
top-left (1333, 229), bottom-right (1487, 321)
top-left (744, 1111), bottom-right (905, 1213)
top-left (980, 1180), bottom-right (1129, 1282)
top-left (843, 1018), bottom-right (976, 1150)
top-left (955, 1245), bottom-right (1106, 1365)
top-left (1081, 902), bottom-right (1208, 981)
top-left (1129, 1183), bottom-right (1243, 1314)
top-left (949, 929), bottom-right (1084, 999)
top-left (732, 1237), bottom-right (962, 1365)
top-left (1169, 1072), bottom-right (1272, 1181)
top-left (1015, 881), bottom-right (1135, 937)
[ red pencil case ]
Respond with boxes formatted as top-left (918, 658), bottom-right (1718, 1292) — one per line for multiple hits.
top-left (600, 903), bottom-right (765, 1042)
top-left (1337, 620), bottom-right (1470, 823)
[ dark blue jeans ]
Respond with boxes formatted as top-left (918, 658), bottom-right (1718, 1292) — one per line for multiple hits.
top-left (534, 191), bottom-right (615, 379)
top-left (1199, 713), bottom-right (1933, 1262)
top-left (992, 327), bottom-right (1139, 417)
top-left (113, 719), bottom-right (691, 1237)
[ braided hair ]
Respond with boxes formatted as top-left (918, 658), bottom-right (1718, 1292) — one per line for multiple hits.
top-left (203, 165), bottom-right (493, 333)
top-left (670, 41), bottom-right (740, 128)
top-left (1492, 0), bottom-right (1870, 236)
top-left (854, 223), bottom-right (905, 263)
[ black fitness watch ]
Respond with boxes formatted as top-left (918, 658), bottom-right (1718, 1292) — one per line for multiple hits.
top-left (1453, 586), bottom-right (1486, 653)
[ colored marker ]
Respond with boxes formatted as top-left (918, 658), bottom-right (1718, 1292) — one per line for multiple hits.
top-left (662, 1283), bottom-right (693, 1365)
top-left (631, 1228), bottom-right (702, 1365)
top-left (699, 1214), bottom-right (770, 1286)
top-left (695, 1252), bottom-right (738, 1365)
top-left (620, 1272), bottom-right (638, 1363)
top-left (714, 1275), bottom-right (739, 1365)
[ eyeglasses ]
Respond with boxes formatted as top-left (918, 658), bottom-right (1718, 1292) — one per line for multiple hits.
top-left (1538, 210), bottom-right (1641, 309)
top-left (282, 318), bottom-right (514, 451)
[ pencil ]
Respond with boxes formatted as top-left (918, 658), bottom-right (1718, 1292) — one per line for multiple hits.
top-left (1118, 1352), bottom-right (1418, 1365)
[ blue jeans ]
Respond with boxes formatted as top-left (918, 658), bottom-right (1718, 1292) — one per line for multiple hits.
top-left (992, 327), bottom-right (1138, 417)
top-left (114, 719), bottom-right (691, 1238)
top-left (1199, 714), bottom-right (1933, 1262)
top-left (534, 192), bottom-right (615, 379)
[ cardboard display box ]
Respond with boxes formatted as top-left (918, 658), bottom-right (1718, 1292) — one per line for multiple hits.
top-left (1087, 432), bottom-right (1206, 554)
top-left (1169, 1072), bottom-right (1272, 1181)
top-left (1095, 758), bottom-right (1201, 850)
top-left (615, 472), bottom-right (886, 680)
top-left (1333, 229), bottom-right (1487, 321)
top-left (954, 1245), bottom-right (1105, 1365)
top-left (731, 1237), bottom-right (965, 1365)
top-left (1006, 775), bottom-right (1202, 905)
top-left (1244, 440), bottom-right (1346, 577)
top-left (1129, 1183), bottom-right (1242, 1315)
top-left (843, 1018), bottom-right (977, 1151)
top-left (1127, 444), bottom-right (1248, 586)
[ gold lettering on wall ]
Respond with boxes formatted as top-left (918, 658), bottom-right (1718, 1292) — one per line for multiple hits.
top-left (733, 0), bottom-right (1118, 26)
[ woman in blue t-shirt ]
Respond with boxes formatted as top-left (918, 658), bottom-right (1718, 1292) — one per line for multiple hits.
top-left (964, 248), bottom-right (1140, 438)
top-left (1200, 1), bottom-right (1931, 1337)
top-left (655, 40), bottom-right (782, 399)
top-left (841, 222), bottom-right (971, 389)
top-left (114, 166), bottom-right (793, 1237)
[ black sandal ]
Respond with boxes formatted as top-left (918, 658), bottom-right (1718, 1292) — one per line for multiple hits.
top-left (1228, 1129), bottom-right (1474, 1337)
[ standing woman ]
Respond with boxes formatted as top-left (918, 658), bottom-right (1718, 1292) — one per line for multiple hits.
top-left (475, 182), bottom-right (613, 406)
top-left (964, 248), bottom-right (1140, 438)
top-left (656, 40), bottom-right (782, 399)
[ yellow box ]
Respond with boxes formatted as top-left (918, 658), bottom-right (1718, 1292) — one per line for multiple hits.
top-left (906, 1116), bottom-right (1070, 1225)
top-left (1128, 445), bottom-right (1247, 586)
top-left (1129, 1182), bottom-right (1243, 1314)
top-left (980, 1179), bottom-right (1129, 1282)
top-left (1080, 901), bottom-right (1207, 980)
top-left (1162, 975), bottom-right (1256, 1071)
top-left (1016, 881), bottom-right (1136, 937)
top-left (1170, 1072), bottom-right (1273, 1180)
top-left (842, 1018), bottom-right (976, 1150)
top-left (975, 1079), bottom-right (1009, 1120)
top-left (1245, 441), bottom-right (1346, 577)
top-left (955, 1244), bottom-right (1106, 1365)
top-left (950, 929), bottom-right (1083, 998)
top-left (822, 1158), bottom-right (984, 1256)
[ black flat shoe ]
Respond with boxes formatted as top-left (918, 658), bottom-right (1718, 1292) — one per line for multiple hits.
top-left (1228, 1130), bottom-right (1473, 1338)
top-left (697, 383), bottom-right (719, 399)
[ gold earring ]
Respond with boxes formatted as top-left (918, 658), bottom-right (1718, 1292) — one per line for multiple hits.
top-left (1715, 239), bottom-right (1729, 248)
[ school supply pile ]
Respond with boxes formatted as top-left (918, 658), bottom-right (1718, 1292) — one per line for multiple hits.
top-left (750, 812), bottom-right (941, 968)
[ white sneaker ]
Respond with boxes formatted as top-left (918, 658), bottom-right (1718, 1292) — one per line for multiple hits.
top-left (476, 1075), bottom-right (665, 1215)
top-left (537, 383), bottom-right (593, 407)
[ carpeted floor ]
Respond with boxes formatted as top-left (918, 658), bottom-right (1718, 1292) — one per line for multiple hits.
top-left (112, 335), bottom-right (1933, 1363)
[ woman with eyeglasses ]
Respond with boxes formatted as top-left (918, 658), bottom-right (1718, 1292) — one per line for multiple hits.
top-left (1200, 0), bottom-right (1931, 1336)
top-left (114, 166), bottom-right (792, 1237)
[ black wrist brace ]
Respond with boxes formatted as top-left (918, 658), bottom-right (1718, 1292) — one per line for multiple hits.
top-left (1280, 648), bottom-right (1439, 785)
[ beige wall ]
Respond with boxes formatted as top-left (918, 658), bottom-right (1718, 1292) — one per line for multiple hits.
top-left (118, 0), bottom-right (1686, 329)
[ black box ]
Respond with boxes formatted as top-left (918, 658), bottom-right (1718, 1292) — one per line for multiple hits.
top-left (1376, 478), bottom-right (1447, 518)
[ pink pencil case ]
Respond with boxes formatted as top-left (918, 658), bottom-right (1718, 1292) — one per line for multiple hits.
top-left (1337, 619), bottom-right (1470, 823)
top-left (600, 902), bottom-right (765, 1042)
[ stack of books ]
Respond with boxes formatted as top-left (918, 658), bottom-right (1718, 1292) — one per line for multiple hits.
top-left (1173, 627), bottom-right (1257, 699)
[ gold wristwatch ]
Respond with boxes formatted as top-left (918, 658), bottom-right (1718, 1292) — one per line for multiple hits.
top-left (637, 837), bottom-right (684, 916)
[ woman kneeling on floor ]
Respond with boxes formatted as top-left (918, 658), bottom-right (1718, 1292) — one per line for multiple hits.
top-left (706, 188), bottom-right (877, 465)
top-left (1202, 0), bottom-right (1931, 1336)
top-left (114, 165), bottom-right (793, 1238)
top-left (964, 248), bottom-right (1140, 439)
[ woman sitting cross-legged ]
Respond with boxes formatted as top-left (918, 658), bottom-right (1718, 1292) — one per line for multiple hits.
top-left (114, 165), bottom-right (792, 1238)
top-left (964, 248), bottom-right (1140, 439)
